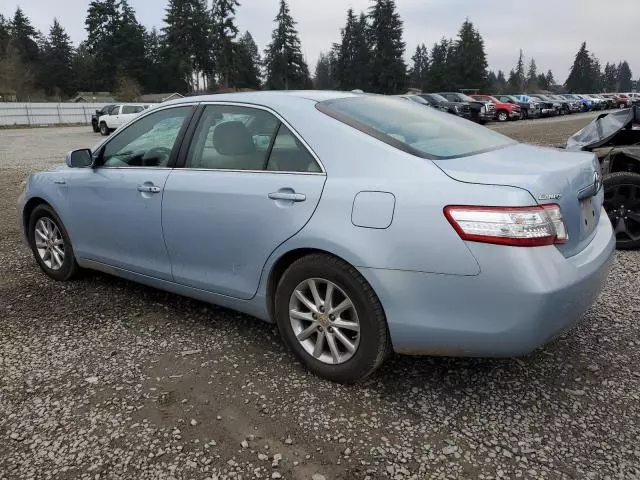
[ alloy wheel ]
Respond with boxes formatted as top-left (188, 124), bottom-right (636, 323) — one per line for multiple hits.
top-left (604, 184), bottom-right (640, 245)
top-left (34, 217), bottom-right (65, 270)
top-left (289, 278), bottom-right (360, 365)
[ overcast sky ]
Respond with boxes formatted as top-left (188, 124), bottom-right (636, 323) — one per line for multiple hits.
top-left (4, 0), bottom-right (639, 83)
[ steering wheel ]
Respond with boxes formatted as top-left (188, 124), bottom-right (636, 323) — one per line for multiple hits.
top-left (142, 147), bottom-right (172, 167)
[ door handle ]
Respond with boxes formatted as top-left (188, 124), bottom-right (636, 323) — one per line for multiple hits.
top-left (268, 192), bottom-right (306, 202)
top-left (137, 185), bottom-right (161, 193)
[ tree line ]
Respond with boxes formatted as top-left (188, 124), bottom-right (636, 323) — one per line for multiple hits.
top-left (0, 0), bottom-right (310, 100)
top-left (0, 0), bottom-right (637, 101)
top-left (315, 2), bottom-right (637, 95)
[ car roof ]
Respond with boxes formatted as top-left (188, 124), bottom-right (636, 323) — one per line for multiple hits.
top-left (162, 90), bottom-right (361, 109)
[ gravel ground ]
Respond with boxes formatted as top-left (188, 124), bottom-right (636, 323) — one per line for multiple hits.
top-left (1, 116), bottom-right (639, 480)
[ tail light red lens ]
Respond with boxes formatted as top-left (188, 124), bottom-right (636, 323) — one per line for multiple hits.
top-left (444, 204), bottom-right (569, 247)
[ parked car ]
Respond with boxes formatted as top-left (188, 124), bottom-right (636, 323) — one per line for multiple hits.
top-left (565, 106), bottom-right (640, 249)
top-left (493, 95), bottom-right (537, 119)
top-left (531, 94), bottom-right (565, 115)
top-left (516, 95), bottom-right (556, 116)
top-left (591, 94), bottom-right (616, 110)
top-left (583, 95), bottom-right (607, 110)
top-left (19, 92), bottom-right (616, 382)
top-left (561, 94), bottom-right (593, 111)
top-left (418, 93), bottom-right (472, 119)
top-left (624, 92), bottom-right (640, 106)
top-left (438, 92), bottom-right (495, 123)
top-left (550, 94), bottom-right (584, 113)
top-left (98, 104), bottom-right (150, 135)
top-left (91, 104), bottom-right (116, 133)
top-left (471, 94), bottom-right (520, 122)
top-left (602, 93), bottom-right (631, 109)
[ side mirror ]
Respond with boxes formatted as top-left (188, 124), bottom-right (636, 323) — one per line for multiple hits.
top-left (66, 149), bottom-right (94, 168)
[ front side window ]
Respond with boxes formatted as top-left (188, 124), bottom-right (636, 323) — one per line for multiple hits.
top-left (317, 96), bottom-right (515, 159)
top-left (186, 105), bottom-right (320, 172)
top-left (99, 106), bottom-right (191, 168)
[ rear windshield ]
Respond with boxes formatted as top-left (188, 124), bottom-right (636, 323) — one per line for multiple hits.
top-left (316, 96), bottom-right (515, 159)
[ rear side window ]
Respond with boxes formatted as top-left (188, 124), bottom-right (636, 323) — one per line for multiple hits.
top-left (122, 105), bottom-right (144, 114)
top-left (317, 96), bottom-right (515, 159)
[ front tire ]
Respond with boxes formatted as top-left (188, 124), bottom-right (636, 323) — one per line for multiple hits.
top-left (274, 253), bottom-right (392, 383)
top-left (497, 111), bottom-right (508, 122)
top-left (28, 204), bottom-right (80, 281)
top-left (603, 172), bottom-right (640, 250)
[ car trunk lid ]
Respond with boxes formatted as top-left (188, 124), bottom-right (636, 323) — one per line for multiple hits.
top-left (433, 143), bottom-right (603, 258)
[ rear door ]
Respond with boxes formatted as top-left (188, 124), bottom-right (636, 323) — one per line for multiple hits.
top-left (162, 103), bottom-right (326, 299)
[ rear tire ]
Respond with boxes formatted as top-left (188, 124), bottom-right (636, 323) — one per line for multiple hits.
top-left (274, 253), bottom-right (392, 384)
top-left (603, 172), bottom-right (640, 250)
top-left (28, 204), bottom-right (80, 281)
top-left (100, 122), bottom-right (110, 136)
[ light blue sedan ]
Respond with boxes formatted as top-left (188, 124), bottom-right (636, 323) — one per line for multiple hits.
top-left (18, 91), bottom-right (615, 383)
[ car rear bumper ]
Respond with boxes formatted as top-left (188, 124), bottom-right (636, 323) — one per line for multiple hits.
top-left (359, 209), bottom-right (615, 357)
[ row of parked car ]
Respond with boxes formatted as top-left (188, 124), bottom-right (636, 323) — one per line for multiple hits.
top-left (400, 91), bottom-right (639, 123)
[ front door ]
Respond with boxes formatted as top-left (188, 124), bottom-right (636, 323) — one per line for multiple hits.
top-left (66, 105), bottom-right (193, 279)
top-left (162, 104), bottom-right (326, 299)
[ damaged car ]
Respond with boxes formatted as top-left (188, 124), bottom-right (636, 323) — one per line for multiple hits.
top-left (566, 106), bottom-right (640, 249)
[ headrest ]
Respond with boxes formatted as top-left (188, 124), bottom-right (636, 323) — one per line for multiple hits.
top-left (213, 121), bottom-right (255, 155)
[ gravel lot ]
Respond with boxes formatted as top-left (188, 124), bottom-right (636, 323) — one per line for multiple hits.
top-left (1, 114), bottom-right (639, 480)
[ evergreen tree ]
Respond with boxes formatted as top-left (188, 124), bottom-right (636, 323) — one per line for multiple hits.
top-left (602, 62), bottom-right (618, 92)
top-left (537, 73), bottom-right (548, 90)
top-left (70, 41), bottom-right (96, 93)
top-left (40, 19), bottom-right (74, 97)
top-left (85, 0), bottom-right (121, 89)
top-left (162, 0), bottom-right (210, 92)
top-left (507, 50), bottom-right (526, 93)
top-left (427, 38), bottom-right (449, 91)
top-left (409, 44), bottom-right (429, 90)
top-left (617, 61), bottom-right (633, 92)
top-left (211, 0), bottom-right (240, 88)
top-left (545, 69), bottom-right (555, 88)
top-left (336, 9), bottom-right (371, 91)
top-left (10, 7), bottom-right (39, 65)
top-left (488, 69), bottom-right (506, 94)
top-left (264, 0), bottom-right (311, 90)
top-left (232, 31), bottom-right (262, 89)
top-left (526, 58), bottom-right (537, 90)
top-left (314, 52), bottom-right (334, 90)
top-left (447, 19), bottom-right (487, 90)
top-left (0, 14), bottom-right (10, 57)
top-left (368, 0), bottom-right (406, 94)
top-left (565, 42), bottom-right (600, 92)
top-left (591, 54), bottom-right (602, 91)
top-left (116, 0), bottom-right (148, 89)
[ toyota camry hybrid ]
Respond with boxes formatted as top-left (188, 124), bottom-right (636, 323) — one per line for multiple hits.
top-left (18, 91), bottom-right (615, 383)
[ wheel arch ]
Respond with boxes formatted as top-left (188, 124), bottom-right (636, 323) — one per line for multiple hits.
top-left (608, 153), bottom-right (640, 175)
top-left (22, 197), bottom-right (53, 235)
top-left (265, 247), bottom-right (377, 322)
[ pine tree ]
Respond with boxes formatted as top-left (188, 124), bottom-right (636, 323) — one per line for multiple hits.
top-left (526, 58), bottom-right (538, 90)
top-left (590, 54), bottom-right (602, 91)
top-left (116, 0), bottom-right (148, 89)
top-left (447, 19), bottom-right (487, 90)
top-left (232, 31), bottom-right (261, 89)
top-left (40, 19), bottom-right (74, 97)
top-left (314, 52), bottom-right (335, 90)
top-left (507, 50), bottom-right (526, 93)
top-left (264, 0), bottom-right (311, 90)
top-left (602, 62), bottom-right (618, 92)
top-left (409, 44), bottom-right (429, 90)
top-left (537, 73), bottom-right (548, 90)
top-left (211, 0), bottom-right (240, 88)
top-left (617, 61), bottom-right (633, 92)
top-left (565, 42), bottom-right (600, 92)
top-left (545, 70), bottom-right (555, 89)
top-left (0, 14), bottom-right (10, 57)
top-left (427, 38), bottom-right (449, 91)
top-left (10, 7), bottom-right (39, 65)
top-left (368, 0), bottom-right (406, 94)
top-left (161, 0), bottom-right (210, 92)
top-left (335, 9), bottom-right (371, 91)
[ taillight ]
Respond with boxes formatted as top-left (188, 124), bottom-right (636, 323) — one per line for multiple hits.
top-left (444, 204), bottom-right (568, 247)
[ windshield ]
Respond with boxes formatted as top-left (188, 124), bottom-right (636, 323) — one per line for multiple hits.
top-left (457, 93), bottom-right (477, 102)
top-left (317, 96), bottom-right (515, 159)
top-left (425, 93), bottom-right (448, 103)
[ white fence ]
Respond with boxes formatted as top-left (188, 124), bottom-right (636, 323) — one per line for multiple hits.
top-left (0, 102), bottom-right (109, 126)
